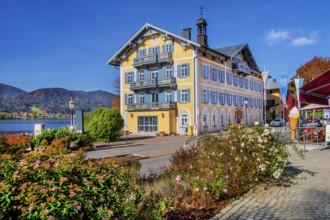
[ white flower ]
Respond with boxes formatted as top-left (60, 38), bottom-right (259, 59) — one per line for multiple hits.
top-left (273, 170), bottom-right (282, 179)
top-left (241, 143), bottom-right (245, 147)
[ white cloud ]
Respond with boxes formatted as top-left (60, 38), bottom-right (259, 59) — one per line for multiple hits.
top-left (290, 31), bottom-right (319, 46)
top-left (265, 29), bottom-right (290, 45)
top-left (265, 29), bottom-right (319, 46)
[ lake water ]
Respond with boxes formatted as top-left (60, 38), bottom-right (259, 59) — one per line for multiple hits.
top-left (0, 119), bottom-right (71, 135)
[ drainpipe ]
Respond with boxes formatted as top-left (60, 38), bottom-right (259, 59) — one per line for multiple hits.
top-left (193, 47), bottom-right (207, 136)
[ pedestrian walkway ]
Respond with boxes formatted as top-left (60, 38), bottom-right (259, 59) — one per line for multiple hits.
top-left (211, 146), bottom-right (330, 220)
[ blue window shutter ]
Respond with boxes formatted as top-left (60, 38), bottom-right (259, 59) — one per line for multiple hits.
top-left (136, 50), bottom-right (139, 58)
top-left (142, 49), bottom-right (146, 56)
top-left (187, 89), bottom-right (191, 102)
top-left (171, 43), bottom-right (174, 53)
top-left (135, 94), bottom-right (138, 103)
top-left (159, 91), bottom-right (164, 103)
top-left (125, 94), bottom-right (128, 105)
top-left (177, 64), bottom-right (181, 77)
top-left (156, 46), bottom-right (160, 54)
top-left (125, 73), bottom-right (128, 83)
top-left (162, 45), bottom-right (165, 53)
top-left (146, 70), bottom-right (150, 79)
top-left (148, 48), bottom-right (151, 55)
top-left (177, 90), bottom-right (181, 102)
top-left (187, 63), bottom-right (190, 76)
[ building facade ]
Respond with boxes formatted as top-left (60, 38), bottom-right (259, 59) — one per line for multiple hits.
top-left (107, 16), bottom-right (264, 135)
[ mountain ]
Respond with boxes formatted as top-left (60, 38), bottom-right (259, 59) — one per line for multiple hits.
top-left (0, 84), bottom-right (117, 114)
top-left (0, 83), bottom-right (27, 101)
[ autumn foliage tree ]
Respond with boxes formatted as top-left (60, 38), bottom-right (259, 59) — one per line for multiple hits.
top-left (111, 76), bottom-right (120, 110)
top-left (295, 56), bottom-right (330, 83)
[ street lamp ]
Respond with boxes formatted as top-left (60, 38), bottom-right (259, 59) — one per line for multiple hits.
top-left (244, 98), bottom-right (248, 124)
top-left (69, 97), bottom-right (75, 127)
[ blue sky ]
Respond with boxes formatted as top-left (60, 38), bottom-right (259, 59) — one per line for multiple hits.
top-left (1, 0), bottom-right (329, 94)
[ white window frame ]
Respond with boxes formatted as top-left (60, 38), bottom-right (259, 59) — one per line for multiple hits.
top-left (166, 66), bottom-right (172, 78)
top-left (166, 92), bottom-right (172, 102)
top-left (212, 91), bottom-right (217, 103)
top-left (202, 90), bottom-right (207, 102)
top-left (127, 72), bottom-right (133, 83)
top-left (139, 70), bottom-right (145, 81)
top-left (139, 94), bottom-right (144, 103)
top-left (180, 114), bottom-right (188, 127)
top-left (181, 64), bottom-right (188, 77)
top-left (128, 94), bottom-right (133, 104)
top-left (181, 89), bottom-right (188, 102)
top-left (151, 70), bottom-right (158, 79)
top-left (164, 43), bottom-right (173, 53)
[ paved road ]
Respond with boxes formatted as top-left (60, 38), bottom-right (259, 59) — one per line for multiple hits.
top-left (86, 135), bottom-right (187, 176)
top-left (211, 146), bottom-right (330, 220)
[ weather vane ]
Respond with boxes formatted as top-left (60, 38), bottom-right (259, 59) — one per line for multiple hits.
top-left (200, 5), bottom-right (204, 18)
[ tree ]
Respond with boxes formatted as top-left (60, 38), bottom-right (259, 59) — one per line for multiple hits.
top-left (295, 56), bottom-right (330, 83)
top-left (111, 76), bottom-right (120, 110)
top-left (86, 108), bottom-right (124, 141)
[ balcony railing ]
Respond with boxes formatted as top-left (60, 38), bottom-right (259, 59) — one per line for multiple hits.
top-left (233, 63), bottom-right (251, 76)
top-left (134, 52), bottom-right (173, 67)
top-left (130, 77), bottom-right (176, 90)
top-left (127, 102), bottom-right (176, 111)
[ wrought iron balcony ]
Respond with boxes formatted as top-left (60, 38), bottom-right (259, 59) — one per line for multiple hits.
top-left (133, 52), bottom-right (173, 67)
top-left (130, 77), bottom-right (176, 91)
top-left (233, 62), bottom-right (251, 76)
top-left (127, 102), bottom-right (177, 111)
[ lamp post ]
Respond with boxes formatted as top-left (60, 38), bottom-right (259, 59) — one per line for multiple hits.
top-left (244, 98), bottom-right (248, 125)
top-left (69, 97), bottom-right (75, 127)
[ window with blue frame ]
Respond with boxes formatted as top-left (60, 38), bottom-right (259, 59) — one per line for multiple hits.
top-left (250, 80), bottom-right (254, 90)
top-left (227, 73), bottom-right (233, 85)
top-left (244, 78), bottom-right (249, 89)
top-left (219, 92), bottom-right (225, 104)
top-left (233, 75), bottom-right (238, 86)
top-left (181, 64), bottom-right (188, 77)
top-left (211, 68), bottom-right (217, 81)
top-left (227, 93), bottom-right (232, 105)
top-left (126, 72), bottom-right (134, 83)
top-left (136, 49), bottom-right (146, 58)
top-left (202, 89), bottom-right (208, 103)
top-left (219, 70), bottom-right (225, 83)
top-left (233, 95), bottom-right (238, 106)
top-left (202, 64), bottom-right (208, 78)
top-left (162, 43), bottom-right (174, 53)
top-left (148, 46), bottom-right (160, 55)
top-left (239, 77), bottom-right (244, 88)
top-left (211, 90), bottom-right (217, 104)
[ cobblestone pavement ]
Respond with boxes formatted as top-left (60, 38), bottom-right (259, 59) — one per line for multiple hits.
top-left (211, 146), bottom-right (330, 220)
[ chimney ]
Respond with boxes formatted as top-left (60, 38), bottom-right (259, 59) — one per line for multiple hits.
top-left (182, 28), bottom-right (191, 40)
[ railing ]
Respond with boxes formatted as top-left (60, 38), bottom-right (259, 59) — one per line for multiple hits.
top-left (233, 62), bottom-right (251, 75)
top-left (129, 77), bottom-right (176, 90)
top-left (133, 53), bottom-right (172, 67)
top-left (295, 126), bottom-right (326, 146)
top-left (127, 102), bottom-right (176, 111)
top-left (130, 79), bottom-right (157, 90)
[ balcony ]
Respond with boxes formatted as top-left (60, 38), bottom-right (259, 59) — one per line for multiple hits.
top-left (133, 52), bottom-right (173, 67)
top-left (233, 62), bottom-right (251, 76)
top-left (127, 102), bottom-right (177, 111)
top-left (130, 77), bottom-right (176, 91)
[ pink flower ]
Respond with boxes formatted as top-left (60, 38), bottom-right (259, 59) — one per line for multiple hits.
top-left (102, 217), bottom-right (109, 220)
top-left (77, 206), bottom-right (81, 211)
top-left (223, 189), bottom-right (228, 193)
top-left (195, 188), bottom-right (200, 192)
top-left (225, 175), bottom-right (229, 179)
top-left (12, 186), bottom-right (17, 191)
top-left (40, 188), bottom-right (45, 193)
top-left (175, 176), bottom-right (181, 182)
top-left (28, 206), bottom-right (33, 211)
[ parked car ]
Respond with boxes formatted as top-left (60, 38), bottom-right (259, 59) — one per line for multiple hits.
top-left (270, 118), bottom-right (286, 127)
top-left (306, 117), bottom-right (320, 123)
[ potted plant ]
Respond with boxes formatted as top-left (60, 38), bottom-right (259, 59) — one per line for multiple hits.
top-left (159, 131), bottom-right (165, 137)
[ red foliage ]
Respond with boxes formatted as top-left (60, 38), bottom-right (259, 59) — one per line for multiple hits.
top-left (296, 56), bottom-right (330, 84)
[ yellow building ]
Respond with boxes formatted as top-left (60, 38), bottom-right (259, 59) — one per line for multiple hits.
top-left (265, 79), bottom-right (283, 123)
top-left (107, 15), bottom-right (264, 135)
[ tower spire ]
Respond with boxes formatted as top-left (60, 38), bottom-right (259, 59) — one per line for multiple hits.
top-left (196, 5), bottom-right (208, 47)
top-left (200, 5), bottom-right (204, 18)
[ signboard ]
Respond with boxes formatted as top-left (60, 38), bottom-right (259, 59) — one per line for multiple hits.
top-left (75, 111), bottom-right (84, 134)
top-left (326, 125), bottom-right (330, 143)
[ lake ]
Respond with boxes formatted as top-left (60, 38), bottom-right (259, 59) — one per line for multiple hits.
top-left (0, 119), bottom-right (71, 135)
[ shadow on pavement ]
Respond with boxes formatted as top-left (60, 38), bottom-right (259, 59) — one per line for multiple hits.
top-left (267, 162), bottom-right (317, 188)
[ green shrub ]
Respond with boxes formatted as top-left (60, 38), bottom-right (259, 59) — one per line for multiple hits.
top-left (31, 127), bottom-right (93, 152)
top-left (86, 108), bottom-right (124, 142)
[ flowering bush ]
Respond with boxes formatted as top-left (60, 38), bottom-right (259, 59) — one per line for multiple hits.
top-left (0, 137), bottom-right (143, 219)
top-left (145, 123), bottom-right (295, 217)
top-left (0, 135), bottom-right (31, 160)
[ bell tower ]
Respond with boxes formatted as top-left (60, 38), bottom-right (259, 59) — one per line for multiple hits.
top-left (196, 6), bottom-right (208, 47)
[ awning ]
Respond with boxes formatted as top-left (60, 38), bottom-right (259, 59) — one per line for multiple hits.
top-left (299, 70), bottom-right (330, 105)
top-left (300, 103), bottom-right (330, 111)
